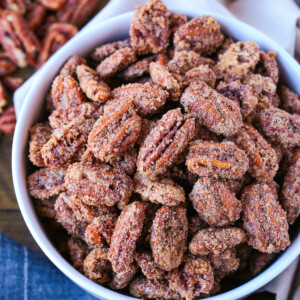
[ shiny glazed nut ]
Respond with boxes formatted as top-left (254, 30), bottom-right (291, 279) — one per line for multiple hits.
top-left (108, 202), bottom-right (145, 272)
top-left (189, 177), bottom-right (242, 227)
top-left (150, 206), bottom-right (188, 271)
top-left (60, 55), bottom-right (87, 78)
top-left (256, 50), bottom-right (279, 84)
top-left (137, 109), bottom-right (195, 178)
top-left (64, 162), bottom-right (133, 207)
top-left (0, 50), bottom-right (17, 76)
top-left (241, 183), bottom-right (290, 253)
top-left (180, 81), bottom-right (243, 136)
top-left (68, 237), bottom-right (89, 272)
top-left (25, 3), bottom-right (46, 30)
top-left (278, 84), bottom-right (300, 114)
top-left (186, 140), bottom-right (249, 180)
top-left (76, 65), bottom-right (110, 102)
top-left (183, 64), bottom-right (216, 88)
top-left (109, 262), bottom-right (138, 290)
top-left (174, 16), bottom-right (224, 55)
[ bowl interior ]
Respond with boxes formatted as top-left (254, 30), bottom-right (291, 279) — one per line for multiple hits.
top-left (12, 8), bottom-right (300, 300)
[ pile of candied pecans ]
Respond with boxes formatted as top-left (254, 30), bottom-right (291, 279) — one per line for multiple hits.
top-left (27, 0), bottom-right (300, 299)
top-left (0, 0), bottom-right (101, 135)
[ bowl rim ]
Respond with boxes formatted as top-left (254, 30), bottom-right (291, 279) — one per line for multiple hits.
top-left (12, 9), bottom-right (300, 300)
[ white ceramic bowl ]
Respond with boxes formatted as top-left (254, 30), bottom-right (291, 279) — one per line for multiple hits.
top-left (12, 8), bottom-right (300, 300)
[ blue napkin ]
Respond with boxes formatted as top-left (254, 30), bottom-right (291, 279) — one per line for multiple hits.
top-left (0, 233), bottom-right (97, 300)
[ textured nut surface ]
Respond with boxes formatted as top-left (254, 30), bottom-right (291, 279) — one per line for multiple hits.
top-left (150, 206), bottom-right (188, 271)
top-left (241, 183), bottom-right (290, 253)
top-left (0, 50), bottom-right (17, 76)
top-left (209, 248), bottom-right (239, 274)
top-left (249, 251), bottom-right (276, 275)
top-left (108, 202), bottom-right (145, 272)
top-left (68, 237), bottom-right (89, 272)
top-left (0, 82), bottom-right (8, 114)
top-left (186, 140), bottom-right (249, 179)
top-left (60, 55), bottom-right (87, 78)
top-left (35, 197), bottom-right (57, 219)
top-left (38, 0), bottom-right (66, 10)
top-left (256, 50), bottom-right (279, 84)
top-left (278, 84), bottom-right (300, 114)
top-left (109, 262), bottom-right (138, 290)
top-left (183, 64), bottom-right (216, 88)
top-left (181, 81), bottom-right (243, 136)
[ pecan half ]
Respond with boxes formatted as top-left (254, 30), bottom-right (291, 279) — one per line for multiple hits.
top-left (4, 0), bottom-right (28, 14)
top-left (278, 84), bottom-right (300, 114)
top-left (68, 237), bottom-right (89, 272)
top-left (169, 12), bottom-right (187, 35)
top-left (25, 3), bottom-right (46, 30)
top-left (0, 50), bottom-right (17, 76)
top-left (60, 55), bottom-right (87, 78)
top-left (183, 64), bottom-right (216, 88)
top-left (256, 50), bottom-right (279, 84)
top-left (0, 105), bottom-right (17, 135)
top-left (35, 197), bottom-right (57, 219)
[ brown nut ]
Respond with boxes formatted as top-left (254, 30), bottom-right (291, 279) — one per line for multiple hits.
top-left (2, 76), bottom-right (23, 91)
top-left (249, 251), bottom-right (276, 275)
top-left (183, 64), bottom-right (216, 88)
top-left (34, 197), bottom-right (57, 219)
top-left (256, 50), bottom-right (279, 84)
top-left (169, 12), bottom-right (187, 35)
top-left (60, 55), bottom-right (87, 78)
top-left (0, 81), bottom-right (8, 114)
top-left (0, 105), bottom-right (17, 135)
top-left (68, 237), bottom-right (89, 272)
top-left (25, 3), bottom-right (46, 30)
top-left (278, 84), bottom-right (300, 114)
top-left (0, 50), bottom-right (17, 76)
top-left (38, 0), bottom-right (66, 10)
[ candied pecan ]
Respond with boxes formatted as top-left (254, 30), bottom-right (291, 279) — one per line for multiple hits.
top-left (87, 101), bottom-right (141, 163)
top-left (0, 10), bottom-right (41, 67)
top-left (216, 80), bottom-right (258, 119)
top-left (41, 117), bottom-right (94, 168)
top-left (60, 55), bottom-right (87, 78)
top-left (49, 102), bottom-right (103, 129)
top-left (271, 93), bottom-right (281, 108)
top-left (188, 214), bottom-right (208, 237)
top-left (65, 162), bottom-right (133, 207)
top-left (35, 197), bottom-right (56, 218)
top-left (241, 183), bottom-right (290, 253)
top-left (56, 0), bottom-right (98, 27)
top-left (229, 123), bottom-right (278, 182)
top-left (68, 237), bottom-right (89, 272)
top-left (0, 50), bottom-right (17, 76)
top-left (186, 140), bottom-right (249, 180)
top-left (83, 248), bottom-right (111, 284)
top-left (210, 248), bottom-right (239, 274)
top-left (134, 251), bottom-right (166, 279)
top-left (27, 167), bottom-right (66, 199)
top-left (169, 256), bottom-right (214, 300)
top-left (129, 0), bottom-right (170, 55)
top-left (150, 206), bottom-right (188, 271)
top-left (278, 84), bottom-right (300, 114)
top-left (169, 13), bottom-right (187, 35)
top-left (174, 16), bottom-right (224, 55)
top-left (108, 201), bottom-right (145, 272)
top-left (97, 47), bottom-right (137, 79)
top-left (29, 122), bottom-right (52, 167)
top-left (76, 65), bottom-right (110, 102)
top-left (189, 227), bottom-right (246, 255)
top-left (112, 82), bottom-right (168, 117)
top-left (91, 39), bottom-right (131, 62)
top-left (183, 64), bottom-right (216, 88)
top-left (137, 109), bottom-right (195, 178)
top-left (3, 76), bottom-right (23, 91)
top-left (215, 41), bottom-right (259, 81)
top-left (130, 276), bottom-right (180, 299)
top-left (51, 75), bottom-right (85, 110)
top-left (259, 107), bottom-right (300, 149)
top-left (36, 23), bottom-right (78, 68)
top-left (181, 81), bottom-right (243, 136)
top-left (133, 171), bottom-right (185, 206)
top-left (249, 251), bottom-right (276, 275)
top-left (109, 262), bottom-right (138, 290)
top-left (0, 81), bottom-right (7, 114)
top-left (149, 61), bottom-right (181, 101)
top-left (111, 147), bottom-right (137, 177)
top-left (215, 36), bottom-right (234, 57)
top-left (256, 50), bottom-right (279, 84)
top-left (38, 0), bottom-right (66, 10)
top-left (137, 118), bottom-right (157, 146)
top-left (281, 149), bottom-right (300, 224)
top-left (25, 3), bottom-right (46, 30)
top-left (189, 177), bottom-right (242, 227)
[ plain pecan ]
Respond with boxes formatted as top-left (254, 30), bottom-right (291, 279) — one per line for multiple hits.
top-left (174, 16), bottom-right (224, 55)
top-left (41, 117), bottom-right (94, 168)
top-left (34, 197), bottom-right (57, 219)
top-left (278, 84), bottom-right (300, 114)
top-left (76, 64), bottom-right (110, 102)
top-left (241, 183), bottom-right (290, 253)
top-left (181, 81), bottom-right (243, 136)
top-left (281, 149), bottom-right (300, 224)
top-left (87, 100), bottom-right (141, 163)
top-left (68, 237), bottom-right (89, 272)
top-left (256, 50), bottom-right (279, 84)
top-left (137, 109), bottom-right (195, 178)
top-left (259, 107), bottom-right (300, 149)
top-left (129, 0), bottom-right (170, 55)
top-left (0, 50), bottom-right (17, 76)
top-left (108, 201), bottom-right (145, 272)
top-left (0, 81), bottom-right (8, 114)
top-left (150, 206), bottom-right (188, 271)
top-left (25, 3), bottom-right (46, 30)
top-left (133, 171), bottom-right (185, 206)
top-left (186, 140), bottom-right (249, 179)
top-left (0, 10), bottom-right (41, 67)
top-left (189, 227), bottom-right (246, 255)
top-left (189, 177), bottom-right (242, 227)
top-left (28, 122), bottom-right (52, 167)
top-left (60, 55), bottom-right (87, 79)
top-left (64, 162), bottom-right (133, 207)
top-left (183, 64), bottom-right (216, 88)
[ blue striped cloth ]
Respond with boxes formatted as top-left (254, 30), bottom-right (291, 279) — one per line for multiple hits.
top-left (0, 233), bottom-right (97, 300)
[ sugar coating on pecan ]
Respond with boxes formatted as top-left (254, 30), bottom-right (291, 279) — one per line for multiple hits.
top-left (186, 140), bottom-right (249, 180)
top-left (108, 201), bottom-right (145, 273)
top-left (249, 251), bottom-right (276, 275)
top-left (68, 237), bottom-right (89, 272)
top-left (189, 227), bottom-right (246, 255)
top-left (137, 109), bottom-right (195, 178)
top-left (28, 122), bottom-right (52, 167)
top-left (133, 171), bottom-right (185, 206)
top-left (169, 13), bottom-right (187, 35)
top-left (183, 64), bottom-right (216, 88)
top-left (112, 82), bottom-right (168, 117)
top-left (181, 81), bottom-right (243, 136)
top-left (96, 47), bottom-right (137, 79)
top-left (129, 0), bottom-right (170, 55)
top-left (27, 167), bottom-right (66, 199)
top-left (174, 16), bottom-right (224, 55)
top-left (60, 55), bottom-right (87, 78)
top-left (0, 105), bottom-right (16, 135)
top-left (189, 177), bottom-right (242, 227)
top-left (210, 248), bottom-right (239, 274)
top-left (241, 183), bottom-right (290, 253)
top-left (150, 206), bottom-right (188, 271)
top-left (188, 214), bottom-right (208, 237)
top-left (76, 65), bottom-right (110, 102)
top-left (278, 84), bottom-right (300, 114)
top-left (137, 118), bottom-right (157, 146)
top-left (256, 50), bottom-right (279, 84)
top-left (111, 147), bottom-right (138, 177)
top-left (64, 162), bottom-right (133, 207)
top-left (35, 197), bottom-right (57, 219)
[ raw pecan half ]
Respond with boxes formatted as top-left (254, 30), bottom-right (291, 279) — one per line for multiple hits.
top-left (137, 108), bottom-right (195, 178)
top-left (60, 55), bottom-right (87, 78)
top-left (241, 183), bottom-right (290, 253)
top-left (186, 140), bottom-right (249, 179)
top-left (0, 50), bottom-right (17, 76)
top-left (108, 201), bottom-right (145, 272)
top-left (278, 84), bottom-right (300, 114)
top-left (68, 237), bottom-right (89, 272)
